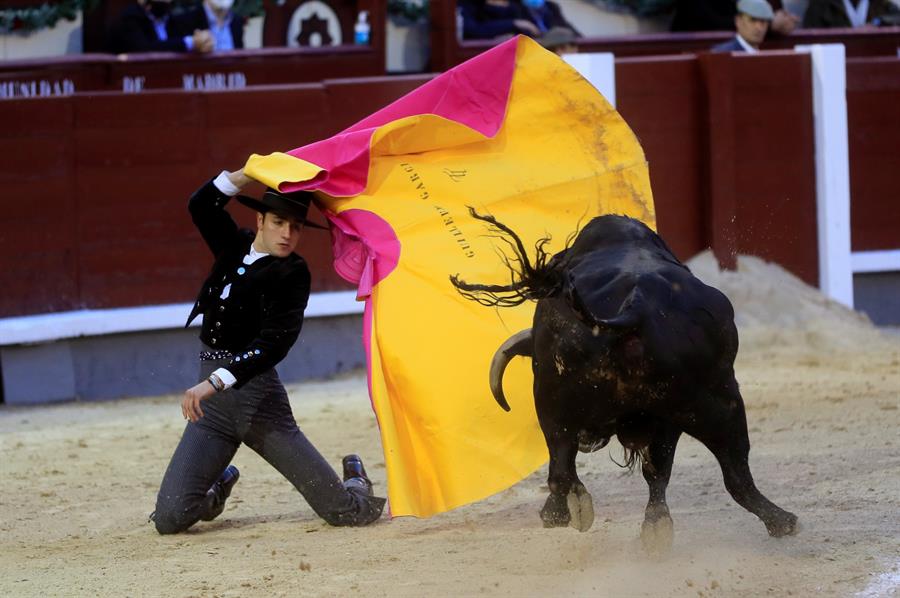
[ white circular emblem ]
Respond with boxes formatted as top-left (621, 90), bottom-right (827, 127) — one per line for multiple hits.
top-left (286, 1), bottom-right (343, 48)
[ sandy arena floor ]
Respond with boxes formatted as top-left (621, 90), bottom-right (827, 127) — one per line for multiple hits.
top-left (2, 254), bottom-right (899, 598)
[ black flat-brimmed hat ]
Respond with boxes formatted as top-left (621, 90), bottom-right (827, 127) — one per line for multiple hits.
top-left (236, 188), bottom-right (329, 230)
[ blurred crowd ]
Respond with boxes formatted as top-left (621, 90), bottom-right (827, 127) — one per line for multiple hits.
top-left (105, 0), bottom-right (900, 56)
top-left (108, 0), bottom-right (245, 54)
top-left (458, 0), bottom-right (900, 54)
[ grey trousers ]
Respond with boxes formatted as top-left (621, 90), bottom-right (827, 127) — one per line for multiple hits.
top-left (152, 359), bottom-right (385, 534)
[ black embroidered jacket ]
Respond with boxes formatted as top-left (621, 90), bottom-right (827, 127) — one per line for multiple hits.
top-left (185, 179), bottom-right (311, 388)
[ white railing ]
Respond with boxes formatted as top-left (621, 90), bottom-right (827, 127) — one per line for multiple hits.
top-left (0, 290), bottom-right (362, 346)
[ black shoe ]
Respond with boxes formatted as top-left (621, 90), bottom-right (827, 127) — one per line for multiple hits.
top-left (200, 464), bottom-right (240, 521)
top-left (341, 454), bottom-right (373, 494)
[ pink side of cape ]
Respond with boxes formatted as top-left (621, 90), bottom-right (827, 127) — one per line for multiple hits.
top-left (278, 36), bottom-right (519, 198)
top-left (328, 209), bottom-right (400, 299)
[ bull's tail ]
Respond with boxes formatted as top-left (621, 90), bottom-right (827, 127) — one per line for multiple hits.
top-left (610, 446), bottom-right (648, 473)
top-left (612, 414), bottom-right (656, 473)
top-left (449, 208), bottom-right (569, 307)
top-left (489, 329), bottom-right (533, 411)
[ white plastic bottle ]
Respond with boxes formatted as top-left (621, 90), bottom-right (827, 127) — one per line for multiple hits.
top-left (354, 10), bottom-right (371, 45)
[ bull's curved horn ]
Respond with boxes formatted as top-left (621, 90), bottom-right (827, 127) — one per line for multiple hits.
top-left (489, 328), bottom-right (533, 411)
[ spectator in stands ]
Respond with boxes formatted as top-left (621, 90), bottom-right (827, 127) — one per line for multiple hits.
top-left (459, 0), bottom-right (580, 41)
top-left (671, 0), bottom-right (800, 35)
top-left (712, 0), bottom-right (774, 51)
top-left (803, 0), bottom-right (896, 27)
top-left (107, 0), bottom-right (214, 54)
top-left (150, 168), bottom-right (386, 534)
top-left (179, 0), bottom-right (246, 51)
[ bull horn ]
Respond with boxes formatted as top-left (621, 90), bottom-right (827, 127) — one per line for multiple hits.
top-left (489, 328), bottom-right (533, 411)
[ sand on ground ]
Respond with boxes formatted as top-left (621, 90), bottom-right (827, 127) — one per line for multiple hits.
top-left (1, 253), bottom-right (899, 598)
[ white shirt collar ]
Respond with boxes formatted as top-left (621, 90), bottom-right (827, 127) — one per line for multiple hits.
top-left (244, 244), bottom-right (269, 265)
top-left (204, 2), bottom-right (232, 27)
top-left (736, 33), bottom-right (758, 53)
top-left (842, 0), bottom-right (869, 27)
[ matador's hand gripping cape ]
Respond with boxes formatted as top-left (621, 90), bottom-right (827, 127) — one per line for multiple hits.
top-left (245, 36), bottom-right (656, 517)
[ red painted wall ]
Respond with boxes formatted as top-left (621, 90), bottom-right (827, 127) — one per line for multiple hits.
top-left (1, 54), bottom-right (898, 319)
top-left (847, 57), bottom-right (900, 252)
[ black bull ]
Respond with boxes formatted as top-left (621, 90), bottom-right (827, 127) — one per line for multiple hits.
top-left (451, 211), bottom-right (797, 546)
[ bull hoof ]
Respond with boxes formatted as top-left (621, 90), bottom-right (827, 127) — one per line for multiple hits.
top-left (540, 493), bottom-right (571, 528)
top-left (765, 511), bottom-right (799, 538)
top-left (640, 513), bottom-right (674, 554)
top-left (566, 485), bottom-right (594, 533)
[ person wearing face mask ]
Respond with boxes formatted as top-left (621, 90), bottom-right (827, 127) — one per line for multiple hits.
top-left (107, 0), bottom-right (215, 54)
top-left (458, 0), bottom-right (580, 41)
top-left (179, 0), bottom-right (246, 51)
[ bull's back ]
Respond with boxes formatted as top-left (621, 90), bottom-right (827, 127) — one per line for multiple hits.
top-left (637, 267), bottom-right (737, 374)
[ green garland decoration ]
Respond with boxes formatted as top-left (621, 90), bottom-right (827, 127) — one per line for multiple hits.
top-left (1, 0), bottom-right (97, 35)
top-left (231, 0), bottom-right (263, 19)
top-left (0, 0), bottom-right (262, 36)
top-left (592, 0), bottom-right (676, 17)
top-left (387, 0), bottom-right (428, 25)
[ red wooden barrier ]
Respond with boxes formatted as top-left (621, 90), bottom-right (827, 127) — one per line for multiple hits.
top-left (0, 46), bottom-right (386, 97)
top-left (0, 54), bottom-right (114, 99)
top-left (846, 56), bottom-right (900, 252)
top-left (722, 52), bottom-right (817, 285)
top-left (106, 45), bottom-right (384, 92)
top-left (72, 91), bottom-right (207, 309)
top-left (1, 54), bottom-right (896, 319)
top-left (616, 55), bottom-right (706, 262)
top-left (323, 73), bottom-right (432, 130)
top-left (0, 97), bottom-right (80, 315)
top-left (618, 52), bottom-right (818, 284)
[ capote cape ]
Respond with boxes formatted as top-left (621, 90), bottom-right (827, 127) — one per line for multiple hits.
top-left (244, 35), bottom-right (656, 517)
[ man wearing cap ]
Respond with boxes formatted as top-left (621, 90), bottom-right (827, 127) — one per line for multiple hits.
top-left (151, 169), bottom-right (386, 534)
top-left (672, 0), bottom-right (799, 36)
top-left (712, 0), bottom-right (776, 52)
